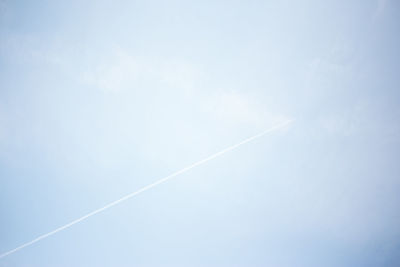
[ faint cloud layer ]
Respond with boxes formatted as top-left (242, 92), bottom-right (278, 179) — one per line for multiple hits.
top-left (373, 0), bottom-right (387, 21)
top-left (1, 40), bottom-right (290, 170)
top-left (1, 1), bottom-right (399, 265)
top-left (81, 45), bottom-right (289, 127)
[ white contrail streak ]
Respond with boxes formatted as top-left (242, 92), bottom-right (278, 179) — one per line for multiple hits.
top-left (0, 120), bottom-right (293, 259)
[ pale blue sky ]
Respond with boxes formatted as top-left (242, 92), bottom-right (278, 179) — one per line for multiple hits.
top-left (1, 0), bottom-right (400, 266)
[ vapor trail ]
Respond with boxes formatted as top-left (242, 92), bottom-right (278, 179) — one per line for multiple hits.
top-left (0, 120), bottom-right (293, 259)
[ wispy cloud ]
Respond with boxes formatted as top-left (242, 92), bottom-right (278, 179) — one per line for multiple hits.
top-left (372, 0), bottom-right (387, 21)
top-left (82, 47), bottom-right (140, 93)
top-left (78, 46), bottom-right (291, 167)
top-left (205, 91), bottom-right (289, 128)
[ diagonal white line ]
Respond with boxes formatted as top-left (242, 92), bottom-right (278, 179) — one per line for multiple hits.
top-left (0, 120), bottom-right (293, 259)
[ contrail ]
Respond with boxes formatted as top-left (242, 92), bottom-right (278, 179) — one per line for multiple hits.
top-left (0, 120), bottom-right (293, 259)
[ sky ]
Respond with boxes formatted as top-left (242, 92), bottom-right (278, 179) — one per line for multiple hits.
top-left (0, 0), bottom-right (399, 266)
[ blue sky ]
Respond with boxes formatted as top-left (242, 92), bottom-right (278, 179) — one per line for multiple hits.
top-left (1, 0), bottom-right (400, 266)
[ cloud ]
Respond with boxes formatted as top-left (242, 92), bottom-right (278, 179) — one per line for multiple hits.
top-left (82, 47), bottom-right (139, 93)
top-left (82, 46), bottom-right (288, 126)
top-left (205, 91), bottom-right (288, 128)
top-left (2, 37), bottom-right (292, 171)
top-left (372, 0), bottom-right (387, 21)
top-left (0, 0), bottom-right (9, 26)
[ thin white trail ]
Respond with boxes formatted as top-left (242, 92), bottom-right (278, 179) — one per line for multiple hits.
top-left (0, 120), bottom-right (293, 259)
